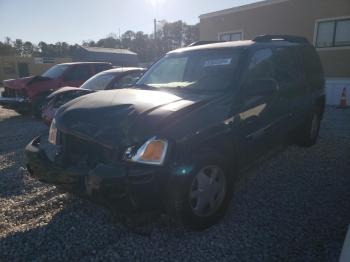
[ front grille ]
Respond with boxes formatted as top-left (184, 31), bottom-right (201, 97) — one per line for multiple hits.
top-left (3, 87), bottom-right (27, 98)
top-left (60, 132), bottom-right (118, 168)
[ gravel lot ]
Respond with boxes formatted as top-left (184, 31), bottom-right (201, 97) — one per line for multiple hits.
top-left (0, 106), bottom-right (349, 262)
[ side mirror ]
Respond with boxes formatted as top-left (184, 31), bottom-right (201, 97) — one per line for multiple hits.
top-left (248, 79), bottom-right (278, 97)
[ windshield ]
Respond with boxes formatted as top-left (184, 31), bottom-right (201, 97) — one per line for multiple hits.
top-left (80, 72), bottom-right (116, 91)
top-left (41, 64), bottom-right (70, 78)
top-left (137, 49), bottom-right (241, 92)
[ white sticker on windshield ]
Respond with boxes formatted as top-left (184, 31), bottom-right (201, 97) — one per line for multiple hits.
top-left (204, 58), bottom-right (232, 67)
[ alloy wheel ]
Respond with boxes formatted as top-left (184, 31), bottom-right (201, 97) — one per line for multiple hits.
top-left (189, 165), bottom-right (226, 217)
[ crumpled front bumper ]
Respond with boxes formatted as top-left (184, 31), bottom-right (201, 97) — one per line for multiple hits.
top-left (24, 137), bottom-right (166, 212)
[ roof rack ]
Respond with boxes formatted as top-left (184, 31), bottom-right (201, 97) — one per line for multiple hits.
top-left (253, 35), bottom-right (309, 44)
top-left (187, 41), bottom-right (224, 47)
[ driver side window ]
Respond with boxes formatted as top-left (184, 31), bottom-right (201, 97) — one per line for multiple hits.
top-left (243, 48), bottom-right (274, 95)
top-left (145, 57), bottom-right (188, 84)
top-left (64, 65), bottom-right (92, 82)
top-left (247, 48), bottom-right (274, 80)
top-left (115, 72), bottom-right (143, 88)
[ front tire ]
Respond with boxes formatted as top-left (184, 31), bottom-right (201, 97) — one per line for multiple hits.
top-left (165, 153), bottom-right (233, 230)
top-left (32, 98), bottom-right (45, 119)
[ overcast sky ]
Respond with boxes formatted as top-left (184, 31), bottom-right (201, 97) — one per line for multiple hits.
top-left (0, 0), bottom-right (262, 44)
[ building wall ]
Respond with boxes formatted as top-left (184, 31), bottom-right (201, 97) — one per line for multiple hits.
top-left (0, 56), bottom-right (72, 83)
top-left (199, 0), bottom-right (350, 78)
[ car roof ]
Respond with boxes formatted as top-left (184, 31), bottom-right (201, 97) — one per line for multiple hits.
top-left (168, 39), bottom-right (306, 54)
top-left (100, 67), bottom-right (146, 74)
top-left (92, 67), bottom-right (146, 77)
top-left (57, 62), bottom-right (112, 66)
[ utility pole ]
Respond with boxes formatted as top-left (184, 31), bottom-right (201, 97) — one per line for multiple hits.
top-left (180, 20), bottom-right (183, 47)
top-left (154, 18), bottom-right (158, 61)
top-left (154, 18), bottom-right (157, 40)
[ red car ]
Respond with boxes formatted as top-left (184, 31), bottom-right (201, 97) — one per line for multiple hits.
top-left (0, 62), bottom-right (112, 117)
top-left (42, 67), bottom-right (146, 125)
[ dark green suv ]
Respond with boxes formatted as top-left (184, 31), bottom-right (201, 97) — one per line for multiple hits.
top-left (25, 35), bottom-right (325, 230)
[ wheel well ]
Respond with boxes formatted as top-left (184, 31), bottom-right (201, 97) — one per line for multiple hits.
top-left (315, 96), bottom-right (325, 117)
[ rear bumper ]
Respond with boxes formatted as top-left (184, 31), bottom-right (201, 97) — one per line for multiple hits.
top-left (0, 96), bottom-right (30, 110)
top-left (24, 137), bottom-right (167, 212)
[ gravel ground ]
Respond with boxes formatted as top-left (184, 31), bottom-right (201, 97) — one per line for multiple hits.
top-left (0, 106), bottom-right (349, 262)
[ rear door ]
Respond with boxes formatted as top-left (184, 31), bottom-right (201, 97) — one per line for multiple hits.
top-left (238, 48), bottom-right (283, 164)
top-left (273, 46), bottom-right (310, 131)
top-left (62, 64), bottom-right (94, 87)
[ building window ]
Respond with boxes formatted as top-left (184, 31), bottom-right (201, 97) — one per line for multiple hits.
top-left (316, 18), bottom-right (350, 48)
top-left (219, 32), bottom-right (243, 42)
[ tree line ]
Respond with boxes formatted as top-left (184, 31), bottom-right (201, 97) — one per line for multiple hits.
top-left (0, 21), bottom-right (199, 62)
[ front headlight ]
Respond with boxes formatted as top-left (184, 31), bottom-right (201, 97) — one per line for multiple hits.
top-left (48, 119), bottom-right (57, 145)
top-left (125, 137), bottom-right (168, 166)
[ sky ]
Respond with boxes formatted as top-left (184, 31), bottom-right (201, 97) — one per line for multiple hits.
top-left (0, 0), bottom-right (262, 45)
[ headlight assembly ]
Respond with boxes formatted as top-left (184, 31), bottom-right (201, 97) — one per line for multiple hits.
top-left (125, 137), bottom-right (168, 166)
top-left (48, 119), bottom-right (58, 145)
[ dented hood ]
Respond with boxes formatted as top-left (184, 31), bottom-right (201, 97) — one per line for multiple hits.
top-left (55, 88), bottom-right (211, 148)
top-left (3, 76), bottom-right (59, 98)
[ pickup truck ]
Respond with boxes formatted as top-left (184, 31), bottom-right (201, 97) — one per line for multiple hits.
top-left (0, 62), bottom-right (112, 117)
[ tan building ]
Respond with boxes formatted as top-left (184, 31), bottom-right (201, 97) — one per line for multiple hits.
top-left (199, 0), bottom-right (350, 105)
top-left (0, 56), bottom-right (72, 83)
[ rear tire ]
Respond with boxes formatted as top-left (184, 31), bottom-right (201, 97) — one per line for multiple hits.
top-left (296, 108), bottom-right (321, 147)
top-left (165, 153), bottom-right (234, 230)
top-left (32, 98), bottom-right (45, 119)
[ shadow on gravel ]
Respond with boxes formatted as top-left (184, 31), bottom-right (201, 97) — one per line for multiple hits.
top-left (1, 107), bottom-right (350, 262)
top-left (0, 109), bottom-right (48, 198)
top-left (0, 168), bottom-right (29, 199)
top-left (0, 197), bottom-right (135, 261)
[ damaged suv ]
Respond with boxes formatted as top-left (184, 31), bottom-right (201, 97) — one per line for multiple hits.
top-left (25, 35), bottom-right (325, 229)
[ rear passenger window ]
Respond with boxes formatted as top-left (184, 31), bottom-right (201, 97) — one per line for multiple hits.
top-left (94, 64), bottom-right (111, 73)
top-left (301, 47), bottom-right (324, 89)
top-left (65, 65), bottom-right (92, 81)
top-left (246, 48), bottom-right (274, 80)
top-left (273, 47), bottom-right (300, 86)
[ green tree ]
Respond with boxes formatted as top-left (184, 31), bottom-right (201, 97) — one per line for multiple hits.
top-left (22, 41), bottom-right (34, 56)
top-left (96, 36), bottom-right (121, 48)
top-left (183, 23), bottom-right (199, 46)
top-left (0, 37), bottom-right (15, 56)
top-left (121, 30), bottom-right (136, 49)
top-left (14, 39), bottom-right (23, 56)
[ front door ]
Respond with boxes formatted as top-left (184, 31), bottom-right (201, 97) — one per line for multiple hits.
top-left (238, 48), bottom-right (283, 164)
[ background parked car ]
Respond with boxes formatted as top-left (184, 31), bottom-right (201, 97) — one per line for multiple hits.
top-left (42, 67), bottom-right (146, 125)
top-left (0, 62), bottom-right (113, 117)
